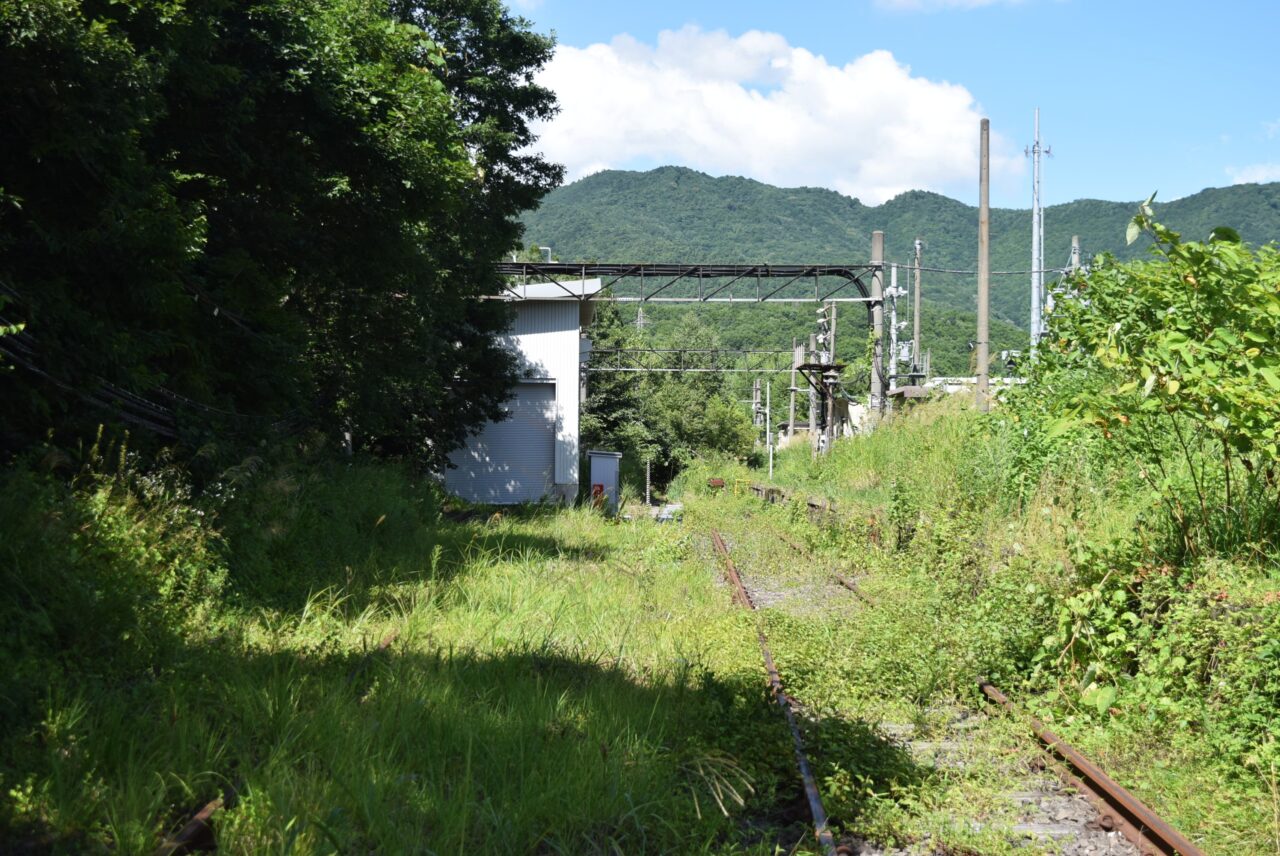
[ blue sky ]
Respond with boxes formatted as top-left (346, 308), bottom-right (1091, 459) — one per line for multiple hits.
top-left (513, 0), bottom-right (1280, 208)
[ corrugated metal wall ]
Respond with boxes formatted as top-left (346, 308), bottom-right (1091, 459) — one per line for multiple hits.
top-left (444, 383), bottom-right (555, 503)
top-left (444, 298), bottom-right (584, 504)
top-left (507, 301), bottom-right (580, 490)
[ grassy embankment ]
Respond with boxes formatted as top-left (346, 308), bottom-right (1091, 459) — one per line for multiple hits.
top-left (5, 398), bottom-right (1278, 854)
top-left (680, 396), bottom-right (1279, 854)
top-left (0, 440), bottom-right (809, 854)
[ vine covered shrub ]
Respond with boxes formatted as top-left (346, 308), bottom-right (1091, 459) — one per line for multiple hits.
top-left (997, 207), bottom-right (1280, 776)
top-left (1007, 203), bottom-right (1280, 560)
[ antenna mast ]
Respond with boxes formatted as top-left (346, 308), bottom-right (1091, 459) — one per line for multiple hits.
top-left (1027, 109), bottom-right (1051, 348)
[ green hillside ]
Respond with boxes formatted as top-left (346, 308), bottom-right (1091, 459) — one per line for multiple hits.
top-left (629, 301), bottom-right (1026, 379)
top-left (522, 167), bottom-right (1280, 352)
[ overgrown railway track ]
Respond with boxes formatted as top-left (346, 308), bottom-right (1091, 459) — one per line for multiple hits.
top-left (722, 487), bottom-right (1207, 856)
top-left (710, 529), bottom-right (848, 856)
top-left (977, 682), bottom-right (1205, 856)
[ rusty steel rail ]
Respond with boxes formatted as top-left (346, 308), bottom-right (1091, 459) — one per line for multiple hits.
top-left (748, 483), bottom-right (881, 543)
top-left (831, 572), bottom-right (876, 607)
top-left (750, 482), bottom-right (831, 516)
top-left (153, 789), bottom-right (234, 856)
top-left (710, 530), bottom-right (846, 856)
top-left (748, 481), bottom-right (1197, 852)
top-left (767, 525), bottom-right (874, 607)
top-left (979, 681), bottom-right (1204, 856)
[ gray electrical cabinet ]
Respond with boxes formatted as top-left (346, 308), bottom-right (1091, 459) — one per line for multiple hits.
top-left (586, 450), bottom-right (622, 515)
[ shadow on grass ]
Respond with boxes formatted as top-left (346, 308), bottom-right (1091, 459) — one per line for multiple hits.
top-left (1, 632), bottom-right (931, 855)
top-left (805, 715), bottom-right (930, 835)
top-left (225, 516), bottom-right (615, 614)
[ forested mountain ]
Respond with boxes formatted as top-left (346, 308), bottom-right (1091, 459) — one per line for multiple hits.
top-left (523, 167), bottom-right (1280, 374)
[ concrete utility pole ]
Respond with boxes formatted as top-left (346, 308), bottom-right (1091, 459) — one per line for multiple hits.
top-left (825, 370), bottom-right (836, 451)
top-left (829, 300), bottom-right (839, 447)
top-left (788, 337), bottom-right (797, 438)
top-left (977, 119), bottom-right (991, 412)
top-left (912, 238), bottom-right (923, 378)
top-left (871, 231), bottom-right (885, 414)
top-left (808, 333), bottom-right (818, 457)
top-left (829, 302), bottom-right (837, 368)
top-left (766, 380), bottom-right (773, 479)
top-left (888, 264), bottom-right (899, 400)
top-left (827, 302), bottom-right (838, 449)
top-left (1042, 234), bottom-right (1083, 325)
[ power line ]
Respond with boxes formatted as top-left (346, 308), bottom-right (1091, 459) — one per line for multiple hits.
top-left (0, 328), bottom-right (297, 438)
top-left (885, 264), bottom-right (1072, 277)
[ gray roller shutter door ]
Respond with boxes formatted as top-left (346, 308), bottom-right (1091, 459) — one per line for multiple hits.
top-left (445, 382), bottom-right (555, 504)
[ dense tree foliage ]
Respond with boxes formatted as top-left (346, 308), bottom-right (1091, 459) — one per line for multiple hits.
top-left (522, 166), bottom-right (1280, 372)
top-left (582, 298), bottom-right (756, 486)
top-left (627, 301), bottom-right (1026, 379)
top-left (0, 0), bottom-right (560, 467)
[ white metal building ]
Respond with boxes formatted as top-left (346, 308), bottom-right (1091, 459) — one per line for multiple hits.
top-left (444, 280), bottom-right (601, 504)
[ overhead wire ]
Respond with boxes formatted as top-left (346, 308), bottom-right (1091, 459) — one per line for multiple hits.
top-left (884, 263), bottom-right (1072, 277)
top-left (1, 282), bottom-right (298, 436)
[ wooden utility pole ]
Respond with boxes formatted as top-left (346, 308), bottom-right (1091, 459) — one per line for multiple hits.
top-left (976, 119), bottom-right (991, 412)
top-left (870, 231), bottom-right (885, 414)
top-left (912, 238), bottom-right (923, 378)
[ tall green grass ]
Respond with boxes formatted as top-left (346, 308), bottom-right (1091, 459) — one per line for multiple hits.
top-left (671, 398), bottom-right (1280, 853)
top-left (0, 448), bottom-right (800, 853)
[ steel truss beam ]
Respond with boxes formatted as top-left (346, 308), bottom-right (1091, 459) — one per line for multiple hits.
top-left (495, 262), bottom-right (880, 303)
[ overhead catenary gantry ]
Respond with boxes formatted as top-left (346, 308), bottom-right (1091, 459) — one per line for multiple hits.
top-left (497, 245), bottom-right (890, 440)
top-left (494, 262), bottom-right (881, 304)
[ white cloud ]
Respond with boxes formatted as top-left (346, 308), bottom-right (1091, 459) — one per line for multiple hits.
top-left (1265, 119), bottom-right (1280, 139)
top-left (1227, 163), bottom-right (1280, 185)
top-left (531, 27), bottom-right (1020, 204)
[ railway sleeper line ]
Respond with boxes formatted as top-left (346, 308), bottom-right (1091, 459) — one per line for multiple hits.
top-left (710, 528), bottom-right (849, 856)
top-left (728, 485), bottom-right (1206, 856)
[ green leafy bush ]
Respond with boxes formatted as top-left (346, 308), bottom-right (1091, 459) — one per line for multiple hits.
top-left (214, 444), bottom-right (441, 606)
top-left (0, 440), bottom-right (227, 736)
top-left (1015, 206), bottom-right (1280, 559)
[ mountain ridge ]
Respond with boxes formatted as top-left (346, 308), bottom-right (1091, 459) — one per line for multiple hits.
top-left (522, 166), bottom-right (1280, 327)
top-left (520, 167), bottom-right (1280, 375)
